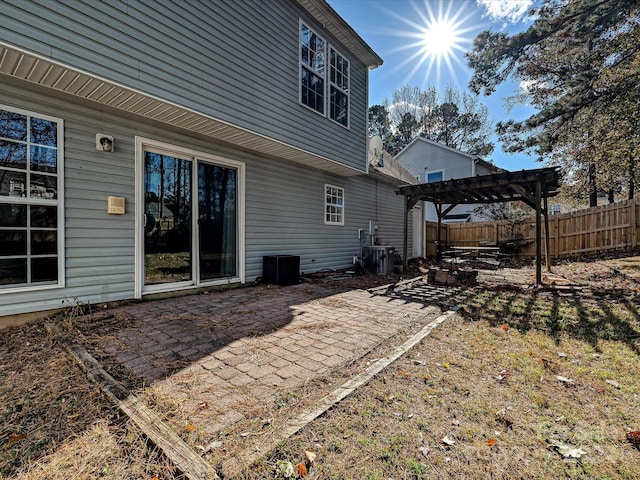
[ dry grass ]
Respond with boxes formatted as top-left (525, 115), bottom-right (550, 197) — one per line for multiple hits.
top-left (235, 257), bottom-right (640, 479)
top-left (2, 255), bottom-right (640, 479)
top-left (0, 320), bottom-right (183, 479)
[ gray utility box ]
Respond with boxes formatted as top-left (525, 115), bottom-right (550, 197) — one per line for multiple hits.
top-left (262, 255), bottom-right (300, 286)
top-left (362, 246), bottom-right (395, 275)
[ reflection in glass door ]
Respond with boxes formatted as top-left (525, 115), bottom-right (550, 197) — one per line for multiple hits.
top-left (198, 163), bottom-right (237, 280)
top-left (143, 152), bottom-right (192, 285)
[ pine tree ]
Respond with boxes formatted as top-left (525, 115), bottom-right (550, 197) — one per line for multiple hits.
top-left (468, 0), bottom-right (640, 205)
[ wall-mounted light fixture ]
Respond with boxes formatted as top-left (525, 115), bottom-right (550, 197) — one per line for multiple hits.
top-left (96, 134), bottom-right (115, 152)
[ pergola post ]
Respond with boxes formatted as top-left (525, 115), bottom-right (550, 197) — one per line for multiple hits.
top-left (435, 203), bottom-right (443, 262)
top-left (543, 195), bottom-right (551, 272)
top-left (403, 196), bottom-right (409, 273)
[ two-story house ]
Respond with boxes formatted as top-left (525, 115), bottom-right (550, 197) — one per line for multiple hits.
top-left (0, 0), bottom-right (419, 322)
top-left (395, 137), bottom-right (505, 223)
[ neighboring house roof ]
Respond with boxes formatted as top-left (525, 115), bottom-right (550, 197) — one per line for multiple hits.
top-left (294, 0), bottom-right (383, 69)
top-left (368, 150), bottom-right (419, 185)
top-left (395, 137), bottom-right (506, 174)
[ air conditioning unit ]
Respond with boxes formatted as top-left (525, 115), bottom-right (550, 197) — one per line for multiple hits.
top-left (262, 255), bottom-right (300, 286)
top-left (362, 246), bottom-right (395, 275)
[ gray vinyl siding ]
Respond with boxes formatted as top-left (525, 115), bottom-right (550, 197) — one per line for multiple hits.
top-left (0, 79), bottom-right (136, 316)
top-left (243, 164), bottom-right (408, 277)
top-left (0, 78), bottom-right (405, 317)
top-left (0, 0), bottom-right (369, 172)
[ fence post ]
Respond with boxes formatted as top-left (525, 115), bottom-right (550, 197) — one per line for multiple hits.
top-left (555, 215), bottom-right (560, 259)
top-left (632, 199), bottom-right (638, 248)
top-left (535, 180), bottom-right (542, 284)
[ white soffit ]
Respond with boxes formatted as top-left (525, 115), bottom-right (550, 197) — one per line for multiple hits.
top-left (0, 43), bottom-right (364, 177)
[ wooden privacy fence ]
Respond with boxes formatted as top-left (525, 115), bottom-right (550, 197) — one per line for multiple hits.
top-left (425, 197), bottom-right (640, 259)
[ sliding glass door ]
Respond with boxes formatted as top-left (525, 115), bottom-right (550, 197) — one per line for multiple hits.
top-left (138, 140), bottom-right (242, 294)
top-left (198, 162), bottom-right (237, 280)
top-left (143, 152), bottom-right (192, 286)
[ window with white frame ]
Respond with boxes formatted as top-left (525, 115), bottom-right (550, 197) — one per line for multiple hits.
top-left (300, 22), bottom-right (350, 127)
top-left (0, 105), bottom-right (63, 289)
top-left (426, 170), bottom-right (444, 183)
top-left (325, 184), bottom-right (344, 225)
top-left (300, 23), bottom-right (325, 114)
top-left (329, 47), bottom-right (349, 127)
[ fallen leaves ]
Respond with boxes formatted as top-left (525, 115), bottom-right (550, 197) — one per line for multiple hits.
top-left (626, 430), bottom-right (640, 448)
top-left (549, 440), bottom-right (587, 459)
top-left (541, 357), bottom-right (554, 370)
top-left (274, 450), bottom-right (317, 478)
top-left (276, 460), bottom-right (294, 478)
top-left (5, 433), bottom-right (27, 446)
top-left (495, 408), bottom-right (514, 429)
top-left (486, 438), bottom-right (498, 446)
top-left (197, 440), bottom-right (222, 455)
top-left (441, 436), bottom-right (456, 446)
top-left (605, 379), bottom-right (620, 389)
top-left (555, 375), bottom-right (575, 386)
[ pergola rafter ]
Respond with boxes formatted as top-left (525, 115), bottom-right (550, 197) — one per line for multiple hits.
top-left (396, 167), bottom-right (562, 285)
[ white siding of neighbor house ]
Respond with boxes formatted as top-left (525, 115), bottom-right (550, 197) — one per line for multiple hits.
top-left (0, 0), bottom-right (370, 172)
top-left (0, 78), bottom-right (410, 317)
top-left (396, 139), bottom-right (475, 183)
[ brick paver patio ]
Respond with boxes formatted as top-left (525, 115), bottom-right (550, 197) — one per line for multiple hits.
top-left (83, 280), bottom-right (453, 436)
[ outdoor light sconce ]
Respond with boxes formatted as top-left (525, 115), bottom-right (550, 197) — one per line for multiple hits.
top-left (96, 133), bottom-right (115, 152)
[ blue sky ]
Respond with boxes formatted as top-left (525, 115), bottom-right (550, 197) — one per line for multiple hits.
top-left (326, 0), bottom-right (539, 171)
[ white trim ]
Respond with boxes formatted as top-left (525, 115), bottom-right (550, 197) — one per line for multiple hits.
top-left (0, 103), bottom-right (64, 293)
top-left (134, 137), bottom-right (245, 299)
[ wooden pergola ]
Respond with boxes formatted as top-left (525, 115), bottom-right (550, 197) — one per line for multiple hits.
top-left (396, 167), bottom-right (562, 285)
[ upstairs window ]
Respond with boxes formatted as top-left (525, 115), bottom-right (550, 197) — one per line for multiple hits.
top-left (325, 184), bottom-right (344, 225)
top-left (300, 22), bottom-right (350, 128)
top-left (0, 105), bottom-right (63, 290)
top-left (300, 23), bottom-right (325, 114)
top-left (329, 48), bottom-right (349, 127)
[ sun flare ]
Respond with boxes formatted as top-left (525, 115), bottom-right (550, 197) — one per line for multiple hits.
top-left (385, 0), bottom-right (481, 87)
top-left (420, 18), bottom-right (460, 58)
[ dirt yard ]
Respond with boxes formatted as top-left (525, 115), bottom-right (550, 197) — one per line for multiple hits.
top-left (1, 254), bottom-right (639, 479)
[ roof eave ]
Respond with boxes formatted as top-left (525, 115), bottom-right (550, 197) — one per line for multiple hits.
top-left (293, 0), bottom-right (383, 68)
top-left (0, 42), bottom-right (365, 177)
